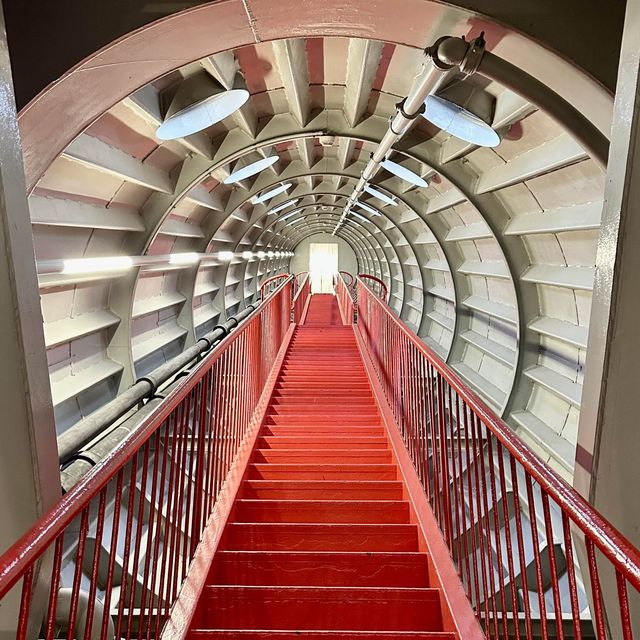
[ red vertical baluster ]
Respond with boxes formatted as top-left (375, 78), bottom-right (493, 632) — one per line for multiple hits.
top-left (125, 443), bottom-right (151, 639)
top-left (82, 488), bottom-right (107, 640)
top-left (561, 513), bottom-right (582, 640)
top-left (101, 470), bottom-right (124, 640)
top-left (541, 491), bottom-right (565, 640)
top-left (616, 570), bottom-right (633, 640)
top-left (496, 442), bottom-right (521, 640)
top-left (508, 456), bottom-right (533, 639)
top-left (16, 566), bottom-right (34, 640)
top-left (472, 414), bottom-right (500, 638)
top-left (585, 538), bottom-right (607, 638)
top-left (524, 475), bottom-right (549, 640)
top-left (115, 453), bottom-right (139, 637)
top-left (67, 507), bottom-right (90, 639)
top-left (45, 535), bottom-right (65, 640)
top-left (455, 393), bottom-right (472, 599)
top-left (485, 433), bottom-right (510, 640)
top-left (462, 403), bottom-right (483, 623)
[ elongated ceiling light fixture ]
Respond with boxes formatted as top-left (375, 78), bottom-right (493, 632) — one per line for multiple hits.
top-left (156, 74), bottom-right (249, 140)
top-left (252, 183), bottom-right (292, 204)
top-left (61, 256), bottom-right (133, 274)
top-left (380, 157), bottom-right (429, 187)
top-left (364, 185), bottom-right (397, 207)
top-left (269, 199), bottom-right (299, 214)
top-left (423, 93), bottom-right (500, 147)
top-left (224, 156), bottom-right (279, 184)
top-left (355, 201), bottom-right (382, 217)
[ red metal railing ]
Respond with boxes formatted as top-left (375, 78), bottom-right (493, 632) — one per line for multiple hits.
top-left (358, 273), bottom-right (388, 302)
top-left (292, 272), bottom-right (311, 323)
top-left (356, 277), bottom-right (640, 639)
top-left (335, 271), bottom-right (355, 325)
top-left (0, 277), bottom-right (294, 640)
top-left (260, 272), bottom-right (290, 299)
top-left (339, 270), bottom-right (355, 289)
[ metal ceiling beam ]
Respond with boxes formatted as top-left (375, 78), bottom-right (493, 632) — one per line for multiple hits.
top-left (272, 39), bottom-right (310, 128)
top-left (344, 39), bottom-right (385, 128)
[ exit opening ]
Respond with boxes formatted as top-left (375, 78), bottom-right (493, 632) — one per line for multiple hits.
top-left (309, 242), bottom-right (338, 294)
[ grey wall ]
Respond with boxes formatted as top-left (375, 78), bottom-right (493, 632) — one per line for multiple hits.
top-left (290, 233), bottom-right (359, 278)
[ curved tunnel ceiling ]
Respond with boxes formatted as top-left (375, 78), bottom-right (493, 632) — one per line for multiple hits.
top-left (20, 4), bottom-right (610, 484)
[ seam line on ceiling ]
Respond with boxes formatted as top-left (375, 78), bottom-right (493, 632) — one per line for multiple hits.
top-left (241, 0), bottom-right (261, 43)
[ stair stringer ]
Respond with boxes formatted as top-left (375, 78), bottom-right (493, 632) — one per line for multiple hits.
top-left (353, 325), bottom-right (485, 640)
top-left (161, 324), bottom-right (296, 640)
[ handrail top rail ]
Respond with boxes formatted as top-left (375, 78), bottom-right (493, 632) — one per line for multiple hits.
top-left (0, 276), bottom-right (294, 598)
top-left (259, 272), bottom-right (291, 289)
top-left (356, 276), bottom-right (640, 590)
top-left (358, 273), bottom-right (388, 300)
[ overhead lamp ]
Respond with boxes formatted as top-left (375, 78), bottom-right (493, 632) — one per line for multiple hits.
top-left (351, 211), bottom-right (372, 224)
top-left (423, 80), bottom-right (500, 147)
top-left (224, 156), bottom-right (279, 184)
top-left (218, 251), bottom-right (234, 261)
top-left (252, 183), bottom-right (292, 205)
top-left (280, 209), bottom-right (302, 222)
top-left (169, 252), bottom-right (200, 265)
top-left (267, 251), bottom-right (275, 258)
top-left (268, 199), bottom-right (299, 215)
top-left (364, 185), bottom-right (397, 207)
top-left (242, 251), bottom-right (253, 260)
top-left (381, 157), bottom-right (429, 188)
top-left (61, 256), bottom-right (133, 275)
top-left (156, 73), bottom-right (249, 140)
top-left (355, 201), bottom-right (382, 217)
top-left (257, 251), bottom-right (266, 259)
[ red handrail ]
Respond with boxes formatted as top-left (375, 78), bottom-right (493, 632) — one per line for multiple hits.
top-left (334, 272), bottom-right (355, 325)
top-left (260, 272), bottom-right (290, 299)
top-left (292, 272), bottom-right (311, 324)
top-left (358, 273), bottom-right (388, 301)
top-left (356, 277), bottom-right (640, 638)
top-left (0, 277), bottom-right (294, 639)
top-left (339, 270), bottom-right (355, 288)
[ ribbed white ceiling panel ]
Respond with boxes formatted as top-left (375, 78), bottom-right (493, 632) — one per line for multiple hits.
top-left (26, 36), bottom-right (606, 481)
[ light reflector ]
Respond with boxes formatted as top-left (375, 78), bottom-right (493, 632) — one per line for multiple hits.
top-left (268, 199), bottom-right (299, 215)
top-left (157, 89), bottom-right (249, 140)
top-left (224, 156), bottom-right (279, 184)
top-left (355, 201), bottom-right (382, 217)
top-left (381, 158), bottom-right (428, 187)
top-left (424, 95), bottom-right (500, 147)
top-left (252, 183), bottom-right (292, 204)
top-left (364, 185), bottom-right (397, 207)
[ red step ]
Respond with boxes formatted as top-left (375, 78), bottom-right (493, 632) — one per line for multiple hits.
top-left (209, 551), bottom-right (430, 586)
top-left (232, 500), bottom-right (410, 523)
top-left (239, 480), bottom-right (403, 500)
top-left (221, 523), bottom-right (418, 551)
top-left (193, 586), bottom-right (443, 631)
top-left (246, 464), bottom-right (398, 480)
top-left (251, 450), bottom-right (393, 464)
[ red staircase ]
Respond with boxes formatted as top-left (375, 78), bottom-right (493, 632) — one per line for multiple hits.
top-left (188, 294), bottom-right (455, 638)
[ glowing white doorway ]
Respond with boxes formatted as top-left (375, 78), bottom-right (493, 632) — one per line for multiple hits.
top-left (309, 243), bottom-right (338, 293)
